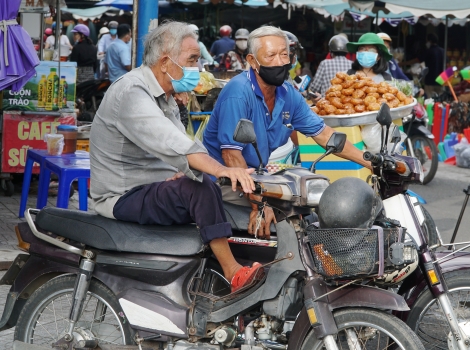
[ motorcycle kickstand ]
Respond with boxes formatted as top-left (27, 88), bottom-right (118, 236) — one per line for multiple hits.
top-left (438, 293), bottom-right (470, 350)
top-left (64, 258), bottom-right (95, 342)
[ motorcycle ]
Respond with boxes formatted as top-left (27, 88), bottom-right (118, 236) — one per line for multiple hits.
top-left (75, 79), bottom-right (111, 122)
top-left (403, 104), bottom-right (439, 185)
top-left (365, 103), bottom-right (470, 350)
top-left (0, 121), bottom-right (425, 350)
top-left (404, 67), bottom-right (439, 185)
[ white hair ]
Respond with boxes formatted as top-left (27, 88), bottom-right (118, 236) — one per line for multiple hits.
top-left (247, 26), bottom-right (289, 58)
top-left (143, 21), bottom-right (197, 67)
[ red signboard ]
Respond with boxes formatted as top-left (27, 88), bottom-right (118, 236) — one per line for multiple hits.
top-left (2, 112), bottom-right (76, 173)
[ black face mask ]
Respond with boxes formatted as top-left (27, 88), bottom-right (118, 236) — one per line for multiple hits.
top-left (255, 58), bottom-right (291, 86)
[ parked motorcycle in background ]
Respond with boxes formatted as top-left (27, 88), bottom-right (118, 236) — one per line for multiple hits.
top-left (365, 103), bottom-right (470, 350)
top-left (404, 66), bottom-right (439, 184)
top-left (1, 121), bottom-right (425, 350)
top-left (75, 79), bottom-right (111, 122)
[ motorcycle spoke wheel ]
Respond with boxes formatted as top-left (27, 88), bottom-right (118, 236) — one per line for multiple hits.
top-left (301, 308), bottom-right (424, 350)
top-left (409, 270), bottom-right (470, 349)
top-left (14, 275), bottom-right (132, 346)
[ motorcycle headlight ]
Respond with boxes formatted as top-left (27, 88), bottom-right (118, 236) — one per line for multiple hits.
top-left (305, 179), bottom-right (329, 206)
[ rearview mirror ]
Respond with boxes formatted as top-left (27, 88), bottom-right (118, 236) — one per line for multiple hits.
top-left (233, 119), bottom-right (257, 144)
top-left (310, 132), bottom-right (347, 173)
top-left (326, 132), bottom-right (346, 154)
top-left (233, 119), bottom-right (263, 174)
top-left (376, 103), bottom-right (392, 127)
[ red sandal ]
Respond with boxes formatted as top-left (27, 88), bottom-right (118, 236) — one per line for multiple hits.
top-left (231, 262), bottom-right (265, 293)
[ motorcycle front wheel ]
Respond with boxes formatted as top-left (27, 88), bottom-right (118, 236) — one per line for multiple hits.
top-left (407, 270), bottom-right (470, 349)
top-left (301, 308), bottom-right (425, 349)
top-left (407, 135), bottom-right (438, 185)
top-left (14, 275), bottom-right (133, 346)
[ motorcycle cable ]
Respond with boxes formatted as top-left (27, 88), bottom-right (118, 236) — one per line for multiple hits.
top-left (247, 197), bottom-right (289, 222)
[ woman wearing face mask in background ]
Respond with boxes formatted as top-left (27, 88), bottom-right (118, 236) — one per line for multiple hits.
top-left (345, 32), bottom-right (393, 82)
top-left (221, 28), bottom-right (250, 70)
top-left (70, 24), bottom-right (98, 83)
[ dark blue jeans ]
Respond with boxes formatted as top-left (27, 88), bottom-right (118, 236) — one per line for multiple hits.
top-left (113, 174), bottom-right (232, 244)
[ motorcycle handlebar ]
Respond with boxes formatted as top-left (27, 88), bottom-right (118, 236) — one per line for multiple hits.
top-left (363, 151), bottom-right (383, 166)
top-left (218, 177), bottom-right (234, 187)
top-left (218, 177), bottom-right (262, 193)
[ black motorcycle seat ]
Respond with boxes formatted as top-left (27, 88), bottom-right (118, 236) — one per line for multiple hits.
top-left (35, 207), bottom-right (204, 256)
top-left (223, 202), bottom-right (276, 233)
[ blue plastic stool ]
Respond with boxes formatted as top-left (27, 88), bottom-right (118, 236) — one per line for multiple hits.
top-left (19, 150), bottom-right (90, 218)
top-left (42, 157), bottom-right (90, 210)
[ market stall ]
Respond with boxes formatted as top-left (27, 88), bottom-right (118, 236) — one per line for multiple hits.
top-left (0, 0), bottom-right (77, 195)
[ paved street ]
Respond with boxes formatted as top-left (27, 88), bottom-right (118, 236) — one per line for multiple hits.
top-left (410, 163), bottom-right (470, 244)
top-left (0, 164), bottom-right (469, 349)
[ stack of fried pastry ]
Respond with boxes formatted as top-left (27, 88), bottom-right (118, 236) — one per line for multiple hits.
top-left (312, 72), bottom-right (414, 116)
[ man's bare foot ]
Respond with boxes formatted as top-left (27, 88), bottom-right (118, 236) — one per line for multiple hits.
top-left (226, 263), bottom-right (243, 282)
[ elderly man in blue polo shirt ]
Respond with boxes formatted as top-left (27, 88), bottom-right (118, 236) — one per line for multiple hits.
top-left (203, 26), bottom-right (371, 239)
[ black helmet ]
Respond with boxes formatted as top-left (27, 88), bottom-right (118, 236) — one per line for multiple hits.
top-left (329, 34), bottom-right (349, 54)
top-left (318, 177), bottom-right (383, 229)
top-left (283, 30), bottom-right (303, 52)
top-left (235, 28), bottom-right (249, 39)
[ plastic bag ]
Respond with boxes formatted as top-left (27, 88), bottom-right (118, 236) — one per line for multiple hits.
top-left (454, 138), bottom-right (470, 168)
top-left (44, 134), bottom-right (64, 155)
top-left (387, 79), bottom-right (414, 96)
top-left (361, 123), bottom-right (406, 155)
top-left (361, 123), bottom-right (383, 155)
top-left (193, 71), bottom-right (217, 95)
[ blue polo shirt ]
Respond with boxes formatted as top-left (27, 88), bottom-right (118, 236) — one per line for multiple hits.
top-left (203, 68), bottom-right (326, 168)
top-left (105, 38), bottom-right (131, 82)
top-left (210, 37), bottom-right (235, 57)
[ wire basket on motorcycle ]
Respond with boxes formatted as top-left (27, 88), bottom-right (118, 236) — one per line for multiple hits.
top-left (305, 224), bottom-right (414, 283)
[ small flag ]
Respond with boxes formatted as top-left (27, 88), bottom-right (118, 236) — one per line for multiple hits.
top-left (436, 66), bottom-right (457, 85)
top-left (349, 11), bottom-right (368, 22)
top-left (461, 70), bottom-right (470, 81)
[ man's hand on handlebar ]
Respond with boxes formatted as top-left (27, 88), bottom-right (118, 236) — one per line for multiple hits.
top-left (216, 167), bottom-right (255, 193)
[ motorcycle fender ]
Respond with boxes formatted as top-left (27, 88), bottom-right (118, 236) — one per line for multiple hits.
top-left (288, 282), bottom-right (409, 349)
top-left (0, 254), bottom-right (78, 330)
top-left (416, 124), bottom-right (434, 138)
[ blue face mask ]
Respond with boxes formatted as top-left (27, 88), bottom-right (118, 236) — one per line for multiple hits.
top-left (357, 51), bottom-right (378, 68)
top-left (110, 28), bottom-right (117, 35)
top-left (167, 58), bottom-right (200, 93)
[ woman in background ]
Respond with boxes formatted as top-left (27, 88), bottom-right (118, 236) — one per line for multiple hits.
top-left (70, 24), bottom-right (97, 83)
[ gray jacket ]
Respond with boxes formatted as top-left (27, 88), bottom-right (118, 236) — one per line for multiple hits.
top-left (90, 65), bottom-right (206, 218)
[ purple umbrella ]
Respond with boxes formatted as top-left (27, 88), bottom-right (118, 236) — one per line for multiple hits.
top-left (0, 0), bottom-right (40, 91)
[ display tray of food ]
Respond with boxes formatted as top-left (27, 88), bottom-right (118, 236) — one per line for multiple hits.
top-left (311, 72), bottom-right (416, 127)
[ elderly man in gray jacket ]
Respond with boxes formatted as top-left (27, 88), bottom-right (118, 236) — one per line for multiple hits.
top-left (90, 21), bottom-right (262, 292)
